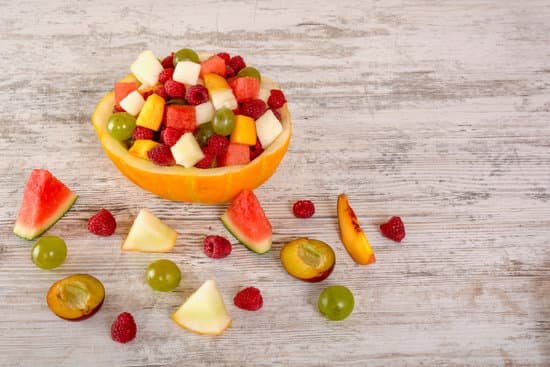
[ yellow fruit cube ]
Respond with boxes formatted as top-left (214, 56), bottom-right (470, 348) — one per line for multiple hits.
top-left (230, 115), bottom-right (257, 146)
top-left (136, 93), bottom-right (165, 131)
top-left (203, 73), bottom-right (229, 92)
top-left (129, 140), bottom-right (159, 160)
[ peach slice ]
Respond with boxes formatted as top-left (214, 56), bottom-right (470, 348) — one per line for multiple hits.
top-left (337, 194), bottom-right (376, 265)
top-left (280, 238), bottom-right (335, 282)
top-left (46, 274), bottom-right (105, 321)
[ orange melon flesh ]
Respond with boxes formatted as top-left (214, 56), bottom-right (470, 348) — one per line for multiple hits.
top-left (14, 169), bottom-right (77, 240)
top-left (221, 189), bottom-right (272, 254)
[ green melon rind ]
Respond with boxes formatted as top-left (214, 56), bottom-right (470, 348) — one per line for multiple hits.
top-left (221, 212), bottom-right (271, 254)
top-left (13, 194), bottom-right (78, 241)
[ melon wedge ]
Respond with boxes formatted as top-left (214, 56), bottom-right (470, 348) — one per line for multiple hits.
top-left (122, 209), bottom-right (177, 252)
top-left (221, 189), bottom-right (272, 254)
top-left (14, 169), bottom-right (77, 240)
top-left (172, 280), bottom-right (231, 336)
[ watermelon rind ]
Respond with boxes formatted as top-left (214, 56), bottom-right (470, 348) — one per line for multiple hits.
top-left (13, 194), bottom-right (78, 240)
top-left (221, 212), bottom-right (271, 254)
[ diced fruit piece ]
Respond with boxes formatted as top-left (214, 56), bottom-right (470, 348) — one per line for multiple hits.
top-left (195, 101), bottom-right (215, 125)
top-left (203, 73), bottom-right (230, 91)
top-left (129, 139), bottom-right (159, 159)
top-left (200, 55), bottom-right (227, 78)
top-left (136, 93), bottom-right (165, 131)
top-left (115, 82), bottom-right (138, 109)
top-left (147, 144), bottom-right (176, 166)
top-left (173, 48), bottom-right (200, 65)
top-left (164, 79), bottom-right (186, 99)
top-left (195, 122), bottom-right (215, 146)
top-left (172, 280), bottom-right (231, 336)
top-left (256, 109), bottom-right (283, 148)
top-left (267, 89), bottom-right (287, 109)
top-left (173, 61), bottom-right (201, 85)
top-left (122, 209), bottom-right (177, 252)
top-left (280, 238), bottom-right (335, 282)
top-left (230, 115), bottom-right (256, 145)
top-left (237, 67), bottom-right (261, 81)
top-left (337, 194), bottom-right (376, 265)
top-left (210, 89), bottom-right (238, 110)
top-left (111, 312), bottom-right (137, 343)
top-left (318, 285), bottom-right (354, 321)
top-left (229, 77), bottom-right (260, 103)
top-left (107, 112), bottom-right (136, 141)
top-left (47, 274), bottom-right (105, 321)
top-left (165, 105), bottom-right (196, 131)
top-left (171, 132), bottom-right (205, 168)
top-left (146, 259), bottom-right (181, 292)
top-left (14, 169), bottom-right (77, 240)
top-left (380, 216), bottom-right (406, 242)
top-left (221, 189), bottom-right (272, 253)
top-left (212, 108), bottom-right (236, 136)
top-left (241, 99), bottom-right (267, 120)
top-left (218, 143), bottom-right (250, 167)
top-left (293, 200), bottom-right (315, 218)
top-left (233, 287), bottom-right (263, 311)
top-left (160, 127), bottom-right (184, 147)
top-left (203, 235), bottom-right (232, 259)
top-left (228, 55), bottom-right (246, 73)
top-left (120, 91), bottom-right (145, 116)
top-left (31, 235), bottom-right (67, 270)
top-left (88, 209), bottom-right (116, 236)
top-left (186, 85), bottom-right (209, 105)
top-left (130, 50), bottom-right (164, 87)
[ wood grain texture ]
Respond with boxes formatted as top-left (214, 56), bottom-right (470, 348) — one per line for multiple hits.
top-left (1, 0), bottom-right (549, 366)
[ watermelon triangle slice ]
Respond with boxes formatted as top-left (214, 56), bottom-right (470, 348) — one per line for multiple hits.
top-left (14, 169), bottom-right (77, 240)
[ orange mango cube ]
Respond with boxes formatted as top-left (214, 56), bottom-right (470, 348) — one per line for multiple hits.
top-left (129, 140), bottom-right (159, 160)
top-left (230, 115), bottom-right (257, 146)
top-left (136, 94), bottom-right (165, 131)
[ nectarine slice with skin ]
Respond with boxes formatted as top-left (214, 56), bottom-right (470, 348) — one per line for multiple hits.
top-left (280, 238), bottom-right (335, 282)
top-left (337, 194), bottom-right (376, 265)
top-left (47, 274), bottom-right (105, 321)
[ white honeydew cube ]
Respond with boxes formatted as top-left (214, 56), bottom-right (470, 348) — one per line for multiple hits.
top-left (195, 101), bottom-right (215, 125)
top-left (130, 50), bottom-right (163, 87)
top-left (173, 61), bottom-right (201, 85)
top-left (122, 209), bottom-right (177, 252)
top-left (120, 91), bottom-right (145, 116)
top-left (256, 109), bottom-right (283, 148)
top-left (171, 132), bottom-right (205, 168)
top-left (210, 89), bottom-right (238, 110)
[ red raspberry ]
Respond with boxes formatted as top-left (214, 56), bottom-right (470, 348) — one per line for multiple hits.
top-left (217, 52), bottom-right (231, 64)
top-left (249, 139), bottom-right (263, 160)
top-left (272, 108), bottom-right (281, 121)
top-left (164, 79), bottom-right (186, 99)
top-left (160, 127), bottom-right (184, 147)
top-left (380, 216), bottom-right (406, 242)
top-left (203, 235), bottom-right (232, 258)
top-left (147, 144), bottom-right (176, 166)
top-left (186, 85), bottom-right (209, 105)
top-left (161, 53), bottom-right (174, 69)
top-left (267, 89), bottom-right (287, 109)
top-left (292, 200), bottom-right (315, 218)
top-left (132, 126), bottom-right (154, 140)
top-left (234, 287), bottom-right (263, 311)
top-left (225, 65), bottom-right (236, 78)
top-left (195, 147), bottom-right (216, 168)
top-left (241, 99), bottom-right (267, 120)
top-left (88, 208), bottom-right (116, 236)
top-left (158, 68), bottom-right (174, 84)
top-left (111, 312), bottom-right (137, 344)
top-left (154, 85), bottom-right (168, 100)
top-left (232, 107), bottom-right (241, 115)
top-left (228, 55), bottom-right (246, 73)
top-left (207, 134), bottom-right (229, 156)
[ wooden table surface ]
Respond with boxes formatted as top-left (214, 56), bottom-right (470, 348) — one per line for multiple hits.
top-left (1, 1), bottom-right (549, 366)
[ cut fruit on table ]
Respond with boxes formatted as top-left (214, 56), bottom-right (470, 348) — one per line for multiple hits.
top-left (122, 209), bottom-right (177, 252)
top-left (172, 280), bottom-right (232, 336)
top-left (280, 238), bottom-right (335, 282)
top-left (47, 274), bottom-right (105, 321)
top-left (221, 189), bottom-right (272, 254)
top-left (14, 169), bottom-right (77, 240)
top-left (337, 194), bottom-right (376, 265)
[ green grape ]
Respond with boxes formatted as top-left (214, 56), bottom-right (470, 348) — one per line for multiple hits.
top-left (31, 236), bottom-right (67, 270)
top-left (318, 285), bottom-right (354, 321)
top-left (195, 122), bottom-right (215, 146)
top-left (173, 48), bottom-right (200, 65)
top-left (212, 108), bottom-right (236, 136)
top-left (166, 98), bottom-right (187, 105)
top-left (107, 112), bottom-right (136, 141)
top-left (237, 66), bottom-right (261, 81)
top-left (146, 259), bottom-right (181, 292)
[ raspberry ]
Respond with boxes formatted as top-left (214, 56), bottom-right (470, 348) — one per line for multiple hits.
top-left (160, 127), bottom-right (184, 147)
top-left (88, 209), bottom-right (116, 236)
top-left (380, 216), bottom-right (405, 242)
top-left (161, 53), bottom-right (174, 69)
top-left (234, 287), bottom-right (263, 311)
top-left (147, 144), bottom-right (176, 166)
top-left (249, 139), bottom-right (263, 160)
top-left (132, 126), bottom-right (154, 140)
top-left (272, 108), bottom-right (281, 121)
top-left (141, 90), bottom-right (154, 100)
top-left (113, 105), bottom-right (125, 113)
top-left (232, 107), bottom-right (241, 115)
top-left (207, 134), bottom-right (229, 156)
top-left (111, 312), bottom-right (137, 344)
top-left (267, 89), bottom-right (287, 109)
top-left (154, 85), bottom-right (168, 100)
top-left (228, 55), bottom-right (246, 73)
top-left (159, 68), bottom-right (174, 84)
top-left (225, 65), bottom-right (236, 78)
top-left (195, 147), bottom-right (216, 168)
top-left (164, 79), bottom-right (186, 99)
top-left (186, 85), bottom-right (209, 105)
top-left (241, 99), bottom-right (267, 120)
top-left (217, 52), bottom-right (231, 64)
top-left (292, 200), bottom-right (315, 218)
top-left (203, 235), bottom-right (232, 258)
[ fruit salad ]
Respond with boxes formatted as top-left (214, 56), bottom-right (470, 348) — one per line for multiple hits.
top-left (108, 49), bottom-right (288, 169)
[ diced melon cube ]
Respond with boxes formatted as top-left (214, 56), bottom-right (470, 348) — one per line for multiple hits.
top-left (256, 110), bottom-right (283, 148)
top-left (120, 91), bottom-right (145, 116)
top-left (129, 140), bottom-right (159, 160)
top-left (195, 101), bottom-right (215, 125)
top-left (218, 143), bottom-right (251, 167)
top-left (173, 61), bottom-right (201, 85)
top-left (230, 115), bottom-right (256, 146)
top-left (130, 50), bottom-right (164, 87)
top-left (122, 209), bottom-right (177, 253)
top-left (136, 94), bottom-right (165, 131)
top-left (171, 132), bottom-right (205, 168)
top-left (210, 89), bottom-right (238, 110)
